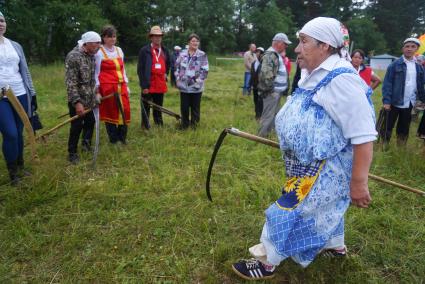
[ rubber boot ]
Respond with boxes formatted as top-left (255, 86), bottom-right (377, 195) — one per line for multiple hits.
top-left (7, 160), bottom-right (19, 186)
top-left (17, 155), bottom-right (31, 177)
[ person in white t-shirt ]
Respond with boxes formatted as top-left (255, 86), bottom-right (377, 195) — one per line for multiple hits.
top-left (0, 11), bottom-right (37, 185)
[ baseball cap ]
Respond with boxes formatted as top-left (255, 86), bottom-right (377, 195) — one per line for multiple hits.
top-left (273, 33), bottom-right (292, 45)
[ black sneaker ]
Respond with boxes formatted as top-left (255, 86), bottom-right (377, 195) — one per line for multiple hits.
top-left (321, 246), bottom-right (347, 257)
top-left (68, 153), bottom-right (79, 164)
top-left (232, 259), bottom-right (275, 281)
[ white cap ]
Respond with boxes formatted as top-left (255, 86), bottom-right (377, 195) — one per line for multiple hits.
top-left (404, 37), bottom-right (421, 47)
top-left (78, 31), bottom-right (101, 47)
top-left (256, 47), bottom-right (265, 52)
top-left (273, 33), bottom-right (292, 44)
top-left (174, 45), bottom-right (182, 51)
top-left (299, 17), bottom-right (345, 48)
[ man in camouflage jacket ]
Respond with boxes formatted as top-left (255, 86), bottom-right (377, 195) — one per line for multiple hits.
top-left (257, 33), bottom-right (291, 137)
top-left (65, 31), bottom-right (101, 163)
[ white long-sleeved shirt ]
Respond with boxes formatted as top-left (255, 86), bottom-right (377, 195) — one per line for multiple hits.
top-left (298, 54), bottom-right (377, 145)
top-left (94, 46), bottom-right (129, 87)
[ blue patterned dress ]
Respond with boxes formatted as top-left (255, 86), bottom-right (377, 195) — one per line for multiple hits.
top-left (260, 67), bottom-right (373, 267)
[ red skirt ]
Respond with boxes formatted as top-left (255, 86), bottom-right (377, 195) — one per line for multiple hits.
top-left (99, 83), bottom-right (131, 125)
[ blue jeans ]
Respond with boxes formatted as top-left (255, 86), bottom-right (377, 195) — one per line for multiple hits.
top-left (0, 95), bottom-right (28, 163)
top-left (243, 72), bottom-right (251, 94)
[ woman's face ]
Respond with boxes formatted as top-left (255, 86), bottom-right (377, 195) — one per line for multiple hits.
top-left (188, 37), bottom-right (200, 51)
top-left (351, 52), bottom-right (363, 68)
top-left (0, 16), bottom-right (6, 37)
top-left (295, 33), bottom-right (329, 73)
top-left (103, 34), bottom-right (116, 47)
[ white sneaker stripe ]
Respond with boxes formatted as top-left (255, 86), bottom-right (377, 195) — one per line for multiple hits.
top-left (249, 270), bottom-right (255, 278)
top-left (257, 268), bottom-right (263, 277)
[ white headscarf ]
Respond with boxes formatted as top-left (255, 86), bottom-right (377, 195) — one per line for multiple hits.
top-left (299, 17), bottom-right (351, 61)
top-left (78, 31), bottom-right (101, 48)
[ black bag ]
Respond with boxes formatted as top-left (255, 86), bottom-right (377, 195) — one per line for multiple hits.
top-left (31, 111), bottom-right (43, 132)
top-left (376, 107), bottom-right (389, 143)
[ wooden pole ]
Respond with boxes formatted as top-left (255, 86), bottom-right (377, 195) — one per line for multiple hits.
top-left (225, 127), bottom-right (425, 197)
top-left (36, 93), bottom-right (115, 141)
top-left (140, 97), bottom-right (181, 120)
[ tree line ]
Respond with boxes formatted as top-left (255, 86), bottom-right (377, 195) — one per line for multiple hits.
top-left (1, 0), bottom-right (424, 62)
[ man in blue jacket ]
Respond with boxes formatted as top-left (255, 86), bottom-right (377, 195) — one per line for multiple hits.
top-left (382, 37), bottom-right (425, 145)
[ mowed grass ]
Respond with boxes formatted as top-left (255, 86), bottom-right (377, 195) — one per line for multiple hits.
top-left (0, 58), bottom-right (424, 283)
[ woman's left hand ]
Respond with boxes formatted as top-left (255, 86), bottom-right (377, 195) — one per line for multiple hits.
top-left (350, 180), bottom-right (371, 208)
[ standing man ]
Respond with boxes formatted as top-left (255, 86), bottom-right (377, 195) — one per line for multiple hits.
top-left (65, 31), bottom-right (101, 164)
top-left (137, 26), bottom-right (171, 129)
top-left (257, 33), bottom-right (291, 137)
top-left (170, 45), bottom-right (182, 87)
top-left (243, 43), bottom-right (257, 96)
top-left (382, 37), bottom-right (425, 145)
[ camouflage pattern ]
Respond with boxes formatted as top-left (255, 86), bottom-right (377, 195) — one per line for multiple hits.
top-left (258, 50), bottom-right (279, 97)
top-left (65, 46), bottom-right (96, 108)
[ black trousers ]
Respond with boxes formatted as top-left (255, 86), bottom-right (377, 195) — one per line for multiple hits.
top-left (253, 88), bottom-right (263, 119)
top-left (105, 122), bottom-right (127, 143)
top-left (68, 103), bottom-right (95, 154)
top-left (381, 104), bottom-right (413, 142)
top-left (180, 92), bottom-right (202, 128)
top-left (141, 93), bottom-right (164, 128)
top-left (417, 112), bottom-right (425, 136)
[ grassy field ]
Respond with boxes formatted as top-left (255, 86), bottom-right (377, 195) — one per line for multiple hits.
top-left (0, 58), bottom-right (424, 283)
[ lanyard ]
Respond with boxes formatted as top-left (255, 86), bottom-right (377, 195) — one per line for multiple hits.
top-left (152, 45), bottom-right (162, 63)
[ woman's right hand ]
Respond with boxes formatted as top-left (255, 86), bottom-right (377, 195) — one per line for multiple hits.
top-left (350, 179), bottom-right (371, 208)
top-left (75, 102), bottom-right (85, 116)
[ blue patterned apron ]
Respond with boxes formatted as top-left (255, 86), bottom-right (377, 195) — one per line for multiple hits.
top-left (262, 67), bottom-right (373, 267)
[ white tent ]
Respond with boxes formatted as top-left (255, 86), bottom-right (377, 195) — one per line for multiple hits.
top-left (370, 54), bottom-right (398, 70)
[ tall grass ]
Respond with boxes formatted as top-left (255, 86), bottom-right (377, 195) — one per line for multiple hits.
top-left (0, 59), bottom-right (424, 283)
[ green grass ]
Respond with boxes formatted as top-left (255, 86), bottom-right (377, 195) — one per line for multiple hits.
top-left (0, 59), bottom-right (424, 283)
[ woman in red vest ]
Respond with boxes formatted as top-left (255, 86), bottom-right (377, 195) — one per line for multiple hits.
top-left (351, 49), bottom-right (381, 90)
top-left (95, 25), bottom-right (130, 144)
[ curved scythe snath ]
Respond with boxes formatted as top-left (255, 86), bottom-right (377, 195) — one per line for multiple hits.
top-left (206, 127), bottom-right (280, 201)
top-left (205, 127), bottom-right (425, 202)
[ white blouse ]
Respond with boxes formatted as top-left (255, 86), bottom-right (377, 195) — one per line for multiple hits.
top-left (94, 45), bottom-right (129, 87)
top-left (298, 54), bottom-right (377, 145)
top-left (0, 37), bottom-right (26, 96)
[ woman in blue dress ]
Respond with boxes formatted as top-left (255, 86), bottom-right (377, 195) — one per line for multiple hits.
top-left (232, 17), bottom-right (377, 281)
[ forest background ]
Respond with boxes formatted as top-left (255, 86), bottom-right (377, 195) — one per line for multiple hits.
top-left (1, 0), bottom-right (425, 62)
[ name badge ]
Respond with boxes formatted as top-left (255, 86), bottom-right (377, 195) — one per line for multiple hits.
top-left (155, 63), bottom-right (162, 69)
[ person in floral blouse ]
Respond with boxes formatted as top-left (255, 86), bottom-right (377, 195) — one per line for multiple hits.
top-left (174, 34), bottom-right (209, 129)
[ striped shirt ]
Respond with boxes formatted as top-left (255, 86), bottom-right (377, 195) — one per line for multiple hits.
top-left (273, 52), bottom-right (287, 93)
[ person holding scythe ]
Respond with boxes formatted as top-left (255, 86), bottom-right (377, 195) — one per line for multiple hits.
top-left (95, 25), bottom-right (130, 144)
top-left (137, 25), bottom-right (171, 129)
top-left (65, 31), bottom-right (101, 164)
top-left (0, 11), bottom-right (38, 185)
top-left (232, 17), bottom-right (377, 280)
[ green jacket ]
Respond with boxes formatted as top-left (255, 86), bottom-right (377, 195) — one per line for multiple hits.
top-left (65, 46), bottom-right (97, 108)
top-left (258, 49), bottom-right (279, 96)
